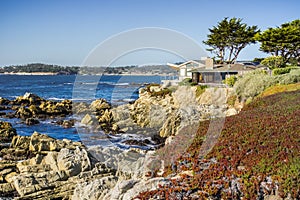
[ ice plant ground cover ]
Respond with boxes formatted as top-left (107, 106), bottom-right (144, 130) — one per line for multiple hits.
top-left (136, 85), bottom-right (300, 199)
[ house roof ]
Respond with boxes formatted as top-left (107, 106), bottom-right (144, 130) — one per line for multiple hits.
top-left (189, 64), bottom-right (263, 73)
top-left (167, 60), bottom-right (206, 70)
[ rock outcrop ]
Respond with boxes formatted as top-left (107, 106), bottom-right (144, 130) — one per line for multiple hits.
top-left (0, 121), bottom-right (17, 143)
top-left (116, 86), bottom-right (232, 138)
top-left (0, 131), bottom-right (117, 199)
top-left (78, 98), bottom-right (119, 134)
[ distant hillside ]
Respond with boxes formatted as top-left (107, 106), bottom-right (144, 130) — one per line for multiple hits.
top-left (0, 63), bottom-right (177, 76)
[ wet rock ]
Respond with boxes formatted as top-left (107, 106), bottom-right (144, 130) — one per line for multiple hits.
top-left (90, 98), bottom-right (111, 111)
top-left (25, 118), bottom-right (40, 126)
top-left (62, 120), bottom-right (74, 128)
top-left (0, 105), bottom-right (9, 111)
top-left (0, 97), bottom-right (10, 105)
top-left (15, 106), bottom-right (32, 119)
top-left (12, 92), bottom-right (45, 106)
top-left (0, 121), bottom-right (17, 143)
top-left (56, 119), bottom-right (75, 128)
top-left (122, 139), bottom-right (150, 146)
top-left (73, 102), bottom-right (89, 115)
top-left (80, 99), bottom-right (119, 134)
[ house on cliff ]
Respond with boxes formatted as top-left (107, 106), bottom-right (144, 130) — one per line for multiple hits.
top-left (166, 58), bottom-right (266, 84)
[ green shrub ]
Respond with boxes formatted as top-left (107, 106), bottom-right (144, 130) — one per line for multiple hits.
top-left (150, 88), bottom-right (172, 98)
top-left (274, 69), bottom-right (300, 85)
top-left (272, 66), bottom-right (300, 75)
top-left (226, 95), bottom-right (237, 107)
top-left (261, 56), bottom-right (285, 69)
top-left (223, 75), bottom-right (238, 87)
top-left (234, 70), bottom-right (275, 100)
top-left (234, 69), bottom-right (300, 101)
top-left (179, 78), bottom-right (193, 86)
top-left (195, 85), bottom-right (208, 97)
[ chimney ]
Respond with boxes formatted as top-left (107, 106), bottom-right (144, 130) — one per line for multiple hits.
top-left (205, 58), bottom-right (214, 70)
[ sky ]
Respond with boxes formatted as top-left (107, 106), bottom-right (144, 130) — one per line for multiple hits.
top-left (0, 0), bottom-right (299, 66)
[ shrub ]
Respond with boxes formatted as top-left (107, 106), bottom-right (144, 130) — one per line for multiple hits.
top-left (234, 70), bottom-right (275, 100)
top-left (261, 56), bottom-right (285, 69)
top-left (223, 75), bottom-right (238, 87)
top-left (272, 66), bottom-right (300, 75)
top-left (226, 94), bottom-right (237, 107)
top-left (178, 78), bottom-right (193, 86)
top-left (195, 85), bottom-right (208, 98)
top-left (234, 68), bottom-right (300, 101)
top-left (274, 69), bottom-right (300, 85)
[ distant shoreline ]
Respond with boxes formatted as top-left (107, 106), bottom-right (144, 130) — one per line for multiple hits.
top-left (2, 72), bottom-right (58, 75)
top-left (0, 72), bottom-right (176, 76)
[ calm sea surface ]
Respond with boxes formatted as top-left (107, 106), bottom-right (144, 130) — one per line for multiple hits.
top-left (0, 75), bottom-right (161, 147)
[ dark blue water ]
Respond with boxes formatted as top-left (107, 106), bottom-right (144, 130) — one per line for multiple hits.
top-left (0, 74), bottom-right (162, 145)
top-left (0, 75), bottom-right (161, 103)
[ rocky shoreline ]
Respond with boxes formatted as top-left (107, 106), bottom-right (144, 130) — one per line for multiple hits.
top-left (0, 85), bottom-right (240, 199)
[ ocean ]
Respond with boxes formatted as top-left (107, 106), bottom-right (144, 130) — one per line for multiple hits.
top-left (0, 74), bottom-right (162, 148)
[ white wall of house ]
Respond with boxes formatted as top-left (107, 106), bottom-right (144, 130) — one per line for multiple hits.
top-left (180, 68), bottom-right (186, 77)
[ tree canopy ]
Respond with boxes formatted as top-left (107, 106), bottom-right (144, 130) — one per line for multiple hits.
top-left (203, 17), bottom-right (259, 64)
top-left (256, 19), bottom-right (300, 65)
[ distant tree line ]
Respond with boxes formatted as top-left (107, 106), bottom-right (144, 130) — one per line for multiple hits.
top-left (0, 63), bottom-right (80, 74)
top-left (0, 64), bottom-right (175, 75)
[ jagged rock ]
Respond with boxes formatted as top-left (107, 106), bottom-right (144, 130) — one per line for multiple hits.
top-left (10, 135), bottom-right (31, 150)
top-left (15, 106), bottom-right (32, 119)
top-left (11, 93), bottom-right (44, 106)
top-left (226, 108), bottom-right (238, 116)
top-left (159, 111), bottom-right (181, 138)
top-left (25, 118), bottom-right (40, 125)
top-left (72, 175), bottom-right (118, 200)
top-left (81, 113), bottom-right (97, 126)
top-left (0, 105), bottom-right (9, 111)
top-left (28, 105), bottom-right (41, 117)
top-left (56, 119), bottom-right (75, 128)
top-left (0, 97), bottom-right (10, 105)
top-left (57, 147), bottom-right (91, 177)
top-left (38, 99), bottom-right (72, 117)
top-left (0, 121), bottom-right (17, 143)
top-left (73, 102), bottom-right (89, 115)
top-left (0, 182), bottom-right (15, 195)
top-left (90, 99), bottom-right (111, 111)
top-left (88, 146), bottom-right (152, 180)
top-left (105, 179), bottom-right (139, 200)
top-left (104, 177), bottom-right (168, 200)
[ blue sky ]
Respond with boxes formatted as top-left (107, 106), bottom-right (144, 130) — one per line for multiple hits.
top-left (0, 0), bottom-right (299, 66)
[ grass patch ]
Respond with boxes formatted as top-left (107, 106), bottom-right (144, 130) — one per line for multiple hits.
top-left (259, 83), bottom-right (300, 97)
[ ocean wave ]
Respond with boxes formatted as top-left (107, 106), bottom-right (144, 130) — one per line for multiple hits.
top-left (48, 97), bottom-right (65, 101)
top-left (77, 81), bottom-right (131, 86)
